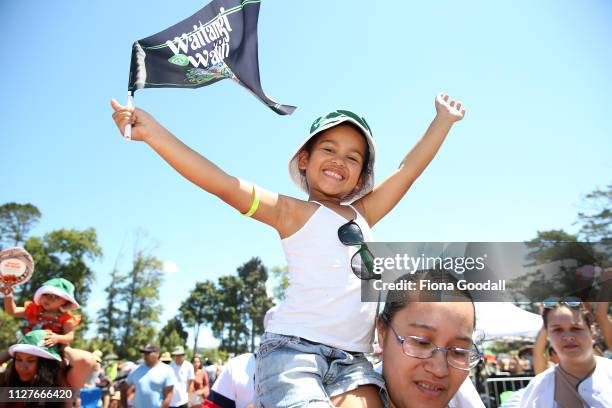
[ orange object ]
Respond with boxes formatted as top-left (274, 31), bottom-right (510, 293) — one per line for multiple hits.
top-left (22, 300), bottom-right (81, 334)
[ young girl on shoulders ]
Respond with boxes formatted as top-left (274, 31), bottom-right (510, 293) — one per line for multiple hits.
top-left (111, 93), bottom-right (465, 407)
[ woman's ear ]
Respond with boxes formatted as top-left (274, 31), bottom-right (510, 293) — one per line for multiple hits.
top-left (376, 318), bottom-right (385, 348)
top-left (297, 150), bottom-right (309, 172)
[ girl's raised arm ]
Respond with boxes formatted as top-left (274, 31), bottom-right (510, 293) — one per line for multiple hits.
top-left (111, 100), bottom-right (287, 232)
top-left (2, 286), bottom-right (26, 318)
top-left (355, 93), bottom-right (465, 226)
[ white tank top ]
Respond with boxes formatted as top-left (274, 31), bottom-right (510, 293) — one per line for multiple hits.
top-left (266, 202), bottom-right (376, 352)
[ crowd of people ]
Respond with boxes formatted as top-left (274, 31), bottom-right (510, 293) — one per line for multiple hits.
top-left (1, 86), bottom-right (610, 408)
top-left (2, 285), bottom-right (610, 407)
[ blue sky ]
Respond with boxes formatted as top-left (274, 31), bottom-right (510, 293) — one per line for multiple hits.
top-left (1, 0), bottom-right (611, 348)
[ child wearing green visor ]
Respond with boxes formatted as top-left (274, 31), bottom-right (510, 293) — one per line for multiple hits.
top-left (111, 93), bottom-right (465, 407)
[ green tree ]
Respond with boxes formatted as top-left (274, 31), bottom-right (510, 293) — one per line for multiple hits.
top-left (237, 258), bottom-right (274, 352)
top-left (509, 230), bottom-right (600, 306)
top-left (21, 228), bottom-right (102, 306)
top-left (0, 310), bottom-right (21, 350)
top-left (159, 317), bottom-right (189, 352)
top-left (180, 280), bottom-right (219, 355)
top-left (0, 202), bottom-right (41, 248)
top-left (578, 183), bottom-right (611, 242)
top-left (525, 229), bottom-right (578, 265)
top-left (97, 267), bottom-right (126, 346)
top-left (118, 249), bottom-right (163, 360)
top-left (216, 275), bottom-right (248, 354)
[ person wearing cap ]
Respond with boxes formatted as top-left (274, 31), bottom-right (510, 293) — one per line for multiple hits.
top-left (160, 351), bottom-right (173, 364)
top-left (122, 344), bottom-right (176, 408)
top-left (0, 329), bottom-right (97, 400)
top-left (3, 277), bottom-right (81, 347)
top-left (111, 92), bottom-right (465, 407)
top-left (169, 346), bottom-right (195, 408)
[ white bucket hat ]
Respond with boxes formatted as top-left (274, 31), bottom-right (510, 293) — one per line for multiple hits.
top-left (288, 110), bottom-right (376, 203)
top-left (34, 277), bottom-right (80, 310)
top-left (9, 329), bottom-right (62, 361)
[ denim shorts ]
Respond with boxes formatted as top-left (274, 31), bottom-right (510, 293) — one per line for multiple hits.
top-left (254, 332), bottom-right (386, 408)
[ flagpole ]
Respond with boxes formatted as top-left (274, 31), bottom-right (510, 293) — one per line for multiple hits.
top-left (124, 92), bottom-right (134, 140)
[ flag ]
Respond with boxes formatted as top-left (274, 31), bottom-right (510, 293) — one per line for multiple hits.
top-left (128, 0), bottom-right (295, 115)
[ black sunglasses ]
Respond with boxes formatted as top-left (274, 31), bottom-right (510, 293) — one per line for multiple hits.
top-left (338, 220), bottom-right (377, 280)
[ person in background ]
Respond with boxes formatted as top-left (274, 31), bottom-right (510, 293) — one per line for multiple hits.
top-left (122, 344), bottom-right (176, 408)
top-left (203, 353), bottom-right (255, 408)
top-left (161, 352), bottom-right (172, 364)
top-left (111, 361), bottom-right (137, 408)
top-left (204, 358), bottom-right (217, 385)
top-left (519, 301), bottom-right (612, 407)
top-left (190, 354), bottom-right (210, 407)
top-left (169, 346), bottom-right (195, 408)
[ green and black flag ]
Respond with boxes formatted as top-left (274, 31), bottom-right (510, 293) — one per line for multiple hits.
top-left (128, 0), bottom-right (295, 115)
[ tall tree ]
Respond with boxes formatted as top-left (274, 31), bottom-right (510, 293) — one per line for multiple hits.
top-left (0, 202), bottom-right (41, 248)
top-left (216, 275), bottom-right (248, 354)
top-left (118, 249), bottom-right (163, 360)
top-left (237, 258), bottom-right (274, 352)
top-left (180, 280), bottom-right (219, 355)
top-left (97, 267), bottom-right (126, 346)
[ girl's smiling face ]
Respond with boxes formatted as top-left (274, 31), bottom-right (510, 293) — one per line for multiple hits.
top-left (298, 124), bottom-right (367, 201)
top-left (378, 302), bottom-right (475, 408)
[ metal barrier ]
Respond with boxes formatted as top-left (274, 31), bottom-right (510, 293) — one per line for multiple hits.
top-left (483, 376), bottom-right (533, 408)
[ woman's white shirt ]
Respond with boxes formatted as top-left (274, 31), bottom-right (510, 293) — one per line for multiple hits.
top-left (519, 356), bottom-right (612, 408)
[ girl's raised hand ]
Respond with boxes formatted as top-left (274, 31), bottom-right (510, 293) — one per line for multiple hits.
top-left (0, 285), bottom-right (14, 297)
top-left (435, 92), bottom-right (466, 123)
top-left (110, 99), bottom-right (159, 142)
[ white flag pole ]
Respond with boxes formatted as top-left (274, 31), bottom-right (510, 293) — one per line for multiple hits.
top-left (124, 92), bottom-right (134, 140)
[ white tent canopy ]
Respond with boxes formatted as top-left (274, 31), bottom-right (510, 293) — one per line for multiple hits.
top-left (475, 302), bottom-right (543, 339)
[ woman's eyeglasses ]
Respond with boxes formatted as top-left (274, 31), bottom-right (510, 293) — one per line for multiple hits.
top-left (384, 318), bottom-right (483, 371)
top-left (542, 297), bottom-right (582, 309)
top-left (338, 220), bottom-right (377, 280)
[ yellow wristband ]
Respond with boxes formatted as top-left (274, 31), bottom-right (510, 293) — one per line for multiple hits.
top-left (242, 185), bottom-right (260, 217)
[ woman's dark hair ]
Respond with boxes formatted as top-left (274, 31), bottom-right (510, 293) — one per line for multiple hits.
top-left (542, 305), bottom-right (594, 329)
top-left (0, 352), bottom-right (66, 407)
top-left (3, 356), bottom-right (62, 387)
top-left (379, 269), bottom-right (476, 330)
top-left (300, 123), bottom-right (372, 180)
